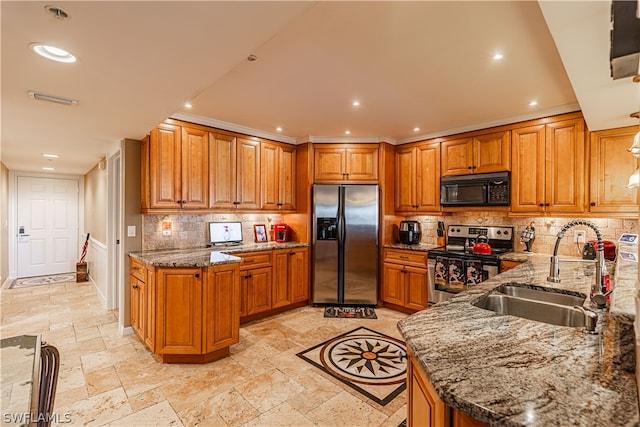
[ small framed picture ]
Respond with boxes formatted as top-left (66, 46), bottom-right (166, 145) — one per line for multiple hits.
top-left (254, 224), bottom-right (268, 243)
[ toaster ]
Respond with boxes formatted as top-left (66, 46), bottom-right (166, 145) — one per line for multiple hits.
top-left (582, 240), bottom-right (617, 261)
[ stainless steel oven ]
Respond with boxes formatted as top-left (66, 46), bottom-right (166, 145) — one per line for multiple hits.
top-left (427, 225), bottom-right (513, 304)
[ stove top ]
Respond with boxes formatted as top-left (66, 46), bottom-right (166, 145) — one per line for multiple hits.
top-left (428, 225), bottom-right (515, 261)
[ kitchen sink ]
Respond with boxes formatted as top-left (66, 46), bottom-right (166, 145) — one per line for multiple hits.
top-left (472, 293), bottom-right (597, 331)
top-left (495, 283), bottom-right (586, 306)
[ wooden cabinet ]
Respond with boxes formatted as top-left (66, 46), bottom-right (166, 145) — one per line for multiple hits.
top-left (441, 131), bottom-right (510, 176)
top-left (209, 133), bottom-right (261, 210)
top-left (408, 351), bottom-right (488, 427)
top-left (589, 126), bottom-right (639, 214)
top-left (382, 249), bottom-right (428, 313)
top-left (273, 247), bottom-right (309, 308)
top-left (314, 144), bottom-right (379, 182)
top-left (145, 122), bottom-right (209, 210)
top-left (156, 267), bottom-right (203, 355)
top-left (237, 251), bottom-right (273, 317)
top-left (511, 118), bottom-right (585, 214)
top-left (204, 263), bottom-right (240, 353)
top-left (261, 140), bottom-right (296, 210)
top-left (395, 141), bottom-right (441, 212)
top-left (130, 258), bottom-right (154, 351)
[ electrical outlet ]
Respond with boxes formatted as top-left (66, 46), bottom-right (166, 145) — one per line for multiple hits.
top-left (574, 230), bottom-right (586, 243)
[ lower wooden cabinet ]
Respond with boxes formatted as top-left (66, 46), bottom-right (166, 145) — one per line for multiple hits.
top-left (382, 249), bottom-right (428, 313)
top-left (156, 267), bottom-right (203, 355)
top-left (204, 263), bottom-right (240, 353)
top-left (408, 351), bottom-right (488, 427)
top-left (129, 247), bottom-right (309, 363)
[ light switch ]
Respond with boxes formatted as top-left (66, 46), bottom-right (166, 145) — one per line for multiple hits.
top-left (127, 226), bottom-right (136, 237)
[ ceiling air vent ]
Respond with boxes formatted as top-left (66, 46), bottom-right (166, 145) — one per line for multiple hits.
top-left (28, 91), bottom-right (78, 106)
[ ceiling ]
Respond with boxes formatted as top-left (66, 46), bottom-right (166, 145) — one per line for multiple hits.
top-left (1, 1), bottom-right (638, 175)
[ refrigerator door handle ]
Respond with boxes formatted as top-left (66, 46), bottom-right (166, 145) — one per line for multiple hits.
top-left (337, 186), bottom-right (346, 304)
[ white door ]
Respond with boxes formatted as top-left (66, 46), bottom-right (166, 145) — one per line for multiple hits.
top-left (17, 177), bottom-right (79, 277)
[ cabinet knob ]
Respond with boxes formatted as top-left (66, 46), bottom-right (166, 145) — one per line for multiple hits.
top-left (132, 284), bottom-right (138, 289)
top-left (590, 202), bottom-right (596, 206)
top-left (182, 200), bottom-right (187, 204)
top-left (545, 203), bottom-right (550, 207)
top-left (194, 273), bottom-right (200, 278)
top-left (468, 166), bottom-right (473, 169)
top-left (539, 203), bottom-right (544, 207)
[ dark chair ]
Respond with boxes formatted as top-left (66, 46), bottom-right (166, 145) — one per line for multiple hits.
top-left (38, 342), bottom-right (60, 427)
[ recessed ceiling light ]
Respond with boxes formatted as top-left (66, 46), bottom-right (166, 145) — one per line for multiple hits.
top-left (493, 52), bottom-right (504, 60)
top-left (413, 127), bottom-right (420, 132)
top-left (345, 130), bottom-right (351, 135)
top-left (352, 100), bottom-right (360, 107)
top-left (184, 102), bottom-right (192, 109)
top-left (42, 167), bottom-right (55, 171)
top-left (247, 54), bottom-right (257, 62)
top-left (42, 153), bottom-right (60, 158)
top-left (529, 100), bottom-right (538, 107)
top-left (30, 43), bottom-right (77, 63)
top-left (276, 127), bottom-right (283, 132)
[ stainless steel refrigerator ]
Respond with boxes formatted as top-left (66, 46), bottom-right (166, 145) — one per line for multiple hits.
top-left (312, 184), bottom-right (378, 305)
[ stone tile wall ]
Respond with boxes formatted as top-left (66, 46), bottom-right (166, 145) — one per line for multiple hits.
top-left (143, 213), bottom-right (284, 250)
top-left (403, 212), bottom-right (639, 257)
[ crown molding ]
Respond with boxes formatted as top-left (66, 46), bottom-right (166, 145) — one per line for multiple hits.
top-left (171, 112), bottom-right (298, 144)
top-left (398, 102), bottom-right (581, 144)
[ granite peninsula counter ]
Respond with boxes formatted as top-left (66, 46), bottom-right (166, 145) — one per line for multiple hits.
top-left (398, 252), bottom-right (639, 426)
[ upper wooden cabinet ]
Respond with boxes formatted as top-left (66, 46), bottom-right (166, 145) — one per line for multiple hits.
top-left (441, 131), bottom-right (510, 176)
top-left (314, 144), bottom-right (379, 182)
top-left (144, 122), bottom-right (209, 210)
top-left (395, 141), bottom-right (440, 213)
top-left (261, 140), bottom-right (296, 210)
top-left (511, 118), bottom-right (585, 214)
top-left (589, 126), bottom-right (639, 214)
top-left (209, 133), bottom-right (261, 210)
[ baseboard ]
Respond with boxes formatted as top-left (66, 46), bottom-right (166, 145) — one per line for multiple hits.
top-left (120, 325), bottom-right (135, 336)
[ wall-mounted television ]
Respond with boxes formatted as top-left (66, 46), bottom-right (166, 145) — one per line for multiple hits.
top-left (208, 222), bottom-right (243, 245)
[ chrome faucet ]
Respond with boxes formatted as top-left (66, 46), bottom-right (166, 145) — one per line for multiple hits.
top-left (547, 220), bottom-right (608, 306)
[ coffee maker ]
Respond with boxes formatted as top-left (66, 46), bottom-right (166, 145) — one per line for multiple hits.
top-left (399, 221), bottom-right (421, 245)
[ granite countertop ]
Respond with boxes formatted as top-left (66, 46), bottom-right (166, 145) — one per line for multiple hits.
top-left (398, 253), bottom-right (639, 427)
top-left (130, 242), bottom-right (308, 267)
top-left (384, 243), bottom-right (440, 252)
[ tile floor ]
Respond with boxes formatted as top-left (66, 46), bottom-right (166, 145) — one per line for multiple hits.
top-left (0, 279), bottom-right (409, 426)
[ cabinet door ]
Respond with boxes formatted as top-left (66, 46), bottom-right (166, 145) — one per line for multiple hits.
top-left (244, 267), bottom-right (272, 316)
top-left (278, 144), bottom-right (297, 210)
top-left (130, 276), bottom-right (140, 334)
top-left (415, 142), bottom-right (441, 212)
top-left (204, 264), bottom-right (240, 353)
top-left (290, 248), bottom-right (309, 303)
top-left (149, 123), bottom-right (182, 209)
top-left (209, 132), bottom-right (237, 209)
top-left (395, 146), bottom-right (416, 211)
top-left (180, 126), bottom-right (209, 208)
top-left (589, 126), bottom-right (638, 213)
top-left (314, 147), bottom-right (346, 181)
top-left (382, 263), bottom-right (405, 306)
top-left (345, 146), bottom-right (378, 181)
top-left (272, 250), bottom-right (292, 309)
top-left (441, 138), bottom-right (474, 176)
top-left (545, 118), bottom-right (585, 213)
top-left (405, 266), bottom-right (428, 311)
top-left (143, 267), bottom-right (155, 351)
top-left (236, 137), bottom-right (261, 209)
top-left (408, 352), bottom-right (450, 427)
top-left (156, 268), bottom-right (202, 354)
top-left (261, 142), bottom-right (297, 210)
top-left (511, 125), bottom-right (546, 213)
top-left (473, 130), bottom-right (510, 173)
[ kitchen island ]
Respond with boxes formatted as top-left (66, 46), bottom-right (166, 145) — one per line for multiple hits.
top-left (128, 242), bottom-right (309, 363)
top-left (398, 250), bottom-right (639, 426)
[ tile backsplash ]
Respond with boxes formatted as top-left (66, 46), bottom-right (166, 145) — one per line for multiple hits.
top-left (402, 212), bottom-right (638, 257)
top-left (143, 213), bottom-right (284, 250)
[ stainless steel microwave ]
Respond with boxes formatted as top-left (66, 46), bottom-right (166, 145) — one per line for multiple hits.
top-left (440, 171), bottom-right (510, 206)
